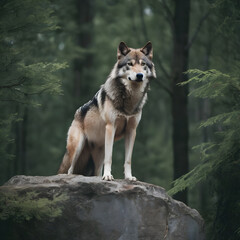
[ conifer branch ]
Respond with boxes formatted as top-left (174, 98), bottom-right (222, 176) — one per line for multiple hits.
top-left (0, 99), bottom-right (29, 105)
top-left (0, 77), bottom-right (26, 89)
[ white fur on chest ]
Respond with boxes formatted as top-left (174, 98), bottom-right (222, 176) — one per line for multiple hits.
top-left (120, 77), bottom-right (148, 94)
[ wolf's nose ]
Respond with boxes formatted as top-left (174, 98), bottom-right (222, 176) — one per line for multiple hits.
top-left (136, 73), bottom-right (143, 81)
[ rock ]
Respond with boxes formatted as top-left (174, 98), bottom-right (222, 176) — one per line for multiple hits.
top-left (0, 175), bottom-right (205, 240)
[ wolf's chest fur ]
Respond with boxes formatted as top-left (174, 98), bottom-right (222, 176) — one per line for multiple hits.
top-left (104, 77), bottom-right (149, 116)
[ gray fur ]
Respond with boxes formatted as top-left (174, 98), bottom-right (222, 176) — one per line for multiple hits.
top-left (103, 77), bottom-right (149, 115)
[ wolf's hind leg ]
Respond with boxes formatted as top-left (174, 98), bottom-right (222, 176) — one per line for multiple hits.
top-left (91, 147), bottom-right (104, 176)
top-left (58, 152), bottom-right (70, 174)
top-left (67, 120), bottom-right (86, 174)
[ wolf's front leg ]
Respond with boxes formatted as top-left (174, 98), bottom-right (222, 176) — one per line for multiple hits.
top-left (124, 115), bottom-right (141, 181)
top-left (102, 123), bottom-right (116, 181)
top-left (124, 127), bottom-right (137, 181)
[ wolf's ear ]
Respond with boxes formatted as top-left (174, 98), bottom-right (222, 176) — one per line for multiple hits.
top-left (141, 41), bottom-right (153, 60)
top-left (118, 42), bottom-right (130, 59)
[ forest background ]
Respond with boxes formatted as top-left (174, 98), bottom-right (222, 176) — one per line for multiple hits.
top-left (0, 0), bottom-right (239, 239)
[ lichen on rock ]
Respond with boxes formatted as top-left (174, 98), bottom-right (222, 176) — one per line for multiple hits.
top-left (0, 187), bottom-right (68, 222)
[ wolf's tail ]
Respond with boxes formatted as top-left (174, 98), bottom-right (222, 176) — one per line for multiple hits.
top-left (58, 152), bottom-right (70, 174)
top-left (58, 144), bottom-right (95, 176)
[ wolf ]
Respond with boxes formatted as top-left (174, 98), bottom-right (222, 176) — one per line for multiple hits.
top-left (58, 41), bottom-right (156, 181)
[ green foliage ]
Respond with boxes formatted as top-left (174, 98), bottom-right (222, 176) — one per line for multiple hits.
top-left (0, 0), bottom-right (68, 103)
top-left (0, 62), bottom-right (67, 106)
top-left (0, 190), bottom-right (68, 222)
top-left (169, 68), bottom-right (240, 192)
top-left (181, 69), bottom-right (239, 99)
top-left (0, 0), bottom-right (68, 104)
top-left (169, 68), bottom-right (240, 239)
top-left (0, 0), bottom-right (68, 181)
top-left (0, 114), bottom-right (16, 183)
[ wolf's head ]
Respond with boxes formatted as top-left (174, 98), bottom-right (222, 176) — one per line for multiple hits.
top-left (116, 42), bottom-right (156, 82)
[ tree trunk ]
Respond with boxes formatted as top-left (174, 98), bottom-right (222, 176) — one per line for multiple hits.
top-left (21, 106), bottom-right (28, 174)
top-left (171, 0), bottom-right (191, 204)
top-left (73, 0), bottom-right (94, 104)
top-left (14, 105), bottom-right (28, 175)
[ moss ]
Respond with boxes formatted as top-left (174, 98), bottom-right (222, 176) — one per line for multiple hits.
top-left (0, 190), bottom-right (68, 223)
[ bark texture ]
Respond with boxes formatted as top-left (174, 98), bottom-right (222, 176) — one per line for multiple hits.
top-left (171, 0), bottom-right (191, 204)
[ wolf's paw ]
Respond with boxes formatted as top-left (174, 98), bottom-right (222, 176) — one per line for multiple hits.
top-left (67, 167), bottom-right (73, 174)
top-left (125, 176), bottom-right (137, 181)
top-left (102, 174), bottom-right (114, 181)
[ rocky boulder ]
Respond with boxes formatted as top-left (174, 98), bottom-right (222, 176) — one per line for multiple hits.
top-left (0, 175), bottom-right (205, 240)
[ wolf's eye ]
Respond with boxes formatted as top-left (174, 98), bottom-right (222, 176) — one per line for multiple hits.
top-left (141, 62), bottom-right (146, 66)
top-left (127, 62), bottom-right (133, 66)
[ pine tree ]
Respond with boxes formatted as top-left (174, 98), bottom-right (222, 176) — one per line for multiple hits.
top-left (168, 0), bottom-right (240, 238)
top-left (0, 0), bottom-right (67, 183)
top-left (168, 69), bottom-right (240, 239)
